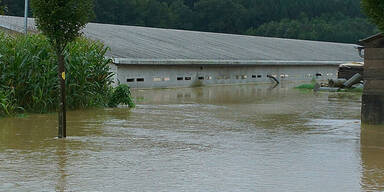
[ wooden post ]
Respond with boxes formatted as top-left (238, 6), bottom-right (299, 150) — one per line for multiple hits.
top-left (360, 34), bottom-right (384, 125)
top-left (58, 52), bottom-right (66, 138)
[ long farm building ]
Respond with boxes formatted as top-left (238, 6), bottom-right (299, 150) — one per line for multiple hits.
top-left (0, 16), bottom-right (363, 89)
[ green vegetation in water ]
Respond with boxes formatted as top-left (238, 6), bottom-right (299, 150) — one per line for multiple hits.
top-left (0, 32), bottom-right (134, 117)
top-left (295, 84), bottom-right (363, 93)
top-left (108, 84), bottom-right (136, 108)
top-left (295, 78), bottom-right (363, 93)
top-left (295, 84), bottom-right (316, 90)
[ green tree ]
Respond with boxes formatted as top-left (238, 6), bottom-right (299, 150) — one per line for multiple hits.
top-left (362, 0), bottom-right (384, 32)
top-left (30, 0), bottom-right (94, 138)
top-left (4, 0), bottom-right (379, 43)
top-left (0, 0), bottom-right (7, 15)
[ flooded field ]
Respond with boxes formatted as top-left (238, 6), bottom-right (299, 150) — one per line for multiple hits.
top-left (1, 84), bottom-right (384, 191)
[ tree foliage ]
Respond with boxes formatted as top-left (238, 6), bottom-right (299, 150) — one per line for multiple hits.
top-left (246, 14), bottom-right (379, 43)
top-left (30, 0), bottom-right (94, 51)
top-left (0, 0), bottom-right (6, 15)
top-left (361, 0), bottom-right (384, 32)
top-left (3, 0), bottom-right (379, 43)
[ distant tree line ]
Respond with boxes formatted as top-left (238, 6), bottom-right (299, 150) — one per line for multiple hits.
top-left (0, 0), bottom-right (6, 15)
top-left (1, 0), bottom-right (379, 43)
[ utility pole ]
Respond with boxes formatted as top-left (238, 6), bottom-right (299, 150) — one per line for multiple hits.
top-left (24, 0), bottom-right (28, 34)
top-left (58, 52), bottom-right (66, 138)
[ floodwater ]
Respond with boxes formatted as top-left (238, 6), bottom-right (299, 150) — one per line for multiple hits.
top-left (0, 84), bottom-right (383, 192)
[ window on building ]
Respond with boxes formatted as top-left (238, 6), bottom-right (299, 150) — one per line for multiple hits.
top-left (185, 77), bottom-right (192, 80)
top-left (241, 75), bottom-right (247, 79)
top-left (252, 75), bottom-right (257, 78)
top-left (177, 77), bottom-right (183, 81)
top-left (198, 76), bottom-right (204, 80)
top-left (164, 77), bottom-right (170, 81)
top-left (257, 75), bottom-right (262, 78)
top-left (316, 73), bottom-right (322, 77)
top-left (153, 77), bottom-right (162, 82)
top-left (137, 78), bottom-right (144, 82)
top-left (207, 76), bottom-right (212, 80)
top-left (127, 78), bottom-right (135, 82)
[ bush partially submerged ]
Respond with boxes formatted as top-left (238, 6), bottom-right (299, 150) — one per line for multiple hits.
top-left (0, 32), bottom-right (134, 116)
top-left (108, 84), bottom-right (135, 108)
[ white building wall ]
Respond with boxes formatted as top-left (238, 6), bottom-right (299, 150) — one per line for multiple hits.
top-left (115, 65), bottom-right (338, 89)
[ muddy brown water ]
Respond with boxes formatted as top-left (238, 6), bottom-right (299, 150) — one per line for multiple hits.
top-left (0, 84), bottom-right (383, 191)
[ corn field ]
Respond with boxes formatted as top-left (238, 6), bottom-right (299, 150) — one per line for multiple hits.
top-left (0, 32), bottom-right (131, 116)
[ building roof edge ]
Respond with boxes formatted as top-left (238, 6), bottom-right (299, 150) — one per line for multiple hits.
top-left (112, 58), bottom-right (354, 66)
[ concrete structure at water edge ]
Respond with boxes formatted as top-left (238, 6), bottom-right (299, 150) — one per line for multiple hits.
top-left (113, 59), bottom-right (343, 89)
top-left (360, 33), bottom-right (384, 125)
top-left (0, 15), bottom-right (363, 89)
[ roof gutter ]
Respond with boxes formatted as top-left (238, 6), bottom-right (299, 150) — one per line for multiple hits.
top-left (113, 58), bottom-right (354, 66)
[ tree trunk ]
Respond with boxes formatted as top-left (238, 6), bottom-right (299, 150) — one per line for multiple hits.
top-left (57, 52), bottom-right (66, 138)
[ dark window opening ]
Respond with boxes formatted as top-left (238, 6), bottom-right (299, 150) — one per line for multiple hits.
top-left (185, 77), bottom-right (192, 80)
top-left (200, 66), bottom-right (203, 70)
top-left (257, 75), bottom-right (262, 78)
top-left (177, 77), bottom-right (183, 81)
top-left (316, 73), bottom-right (322, 77)
top-left (252, 75), bottom-right (257, 78)
top-left (198, 76), bottom-right (204, 80)
top-left (137, 78), bottom-right (144, 82)
top-left (127, 78), bottom-right (135, 82)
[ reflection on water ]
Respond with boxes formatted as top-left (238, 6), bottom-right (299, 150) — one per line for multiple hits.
top-left (0, 84), bottom-right (381, 191)
top-left (361, 124), bottom-right (384, 191)
top-left (55, 141), bottom-right (68, 192)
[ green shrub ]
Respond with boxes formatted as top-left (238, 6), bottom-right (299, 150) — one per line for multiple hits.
top-left (108, 84), bottom-right (135, 108)
top-left (0, 32), bottom-right (133, 116)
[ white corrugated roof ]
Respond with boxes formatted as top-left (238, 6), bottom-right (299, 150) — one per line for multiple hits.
top-left (0, 15), bottom-right (362, 63)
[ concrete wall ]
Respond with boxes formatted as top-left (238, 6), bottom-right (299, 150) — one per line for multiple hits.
top-left (115, 64), bottom-right (338, 89)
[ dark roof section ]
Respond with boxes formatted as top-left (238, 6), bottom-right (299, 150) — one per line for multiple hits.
top-left (359, 33), bottom-right (384, 48)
